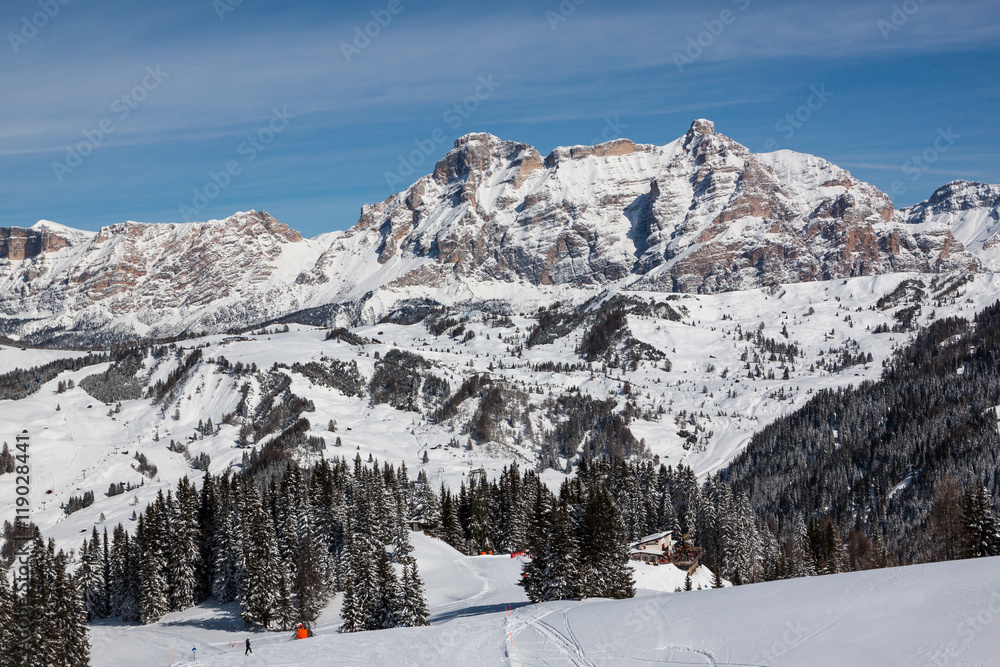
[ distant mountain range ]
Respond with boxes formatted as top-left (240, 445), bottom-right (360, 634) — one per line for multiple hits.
top-left (1, 120), bottom-right (997, 344)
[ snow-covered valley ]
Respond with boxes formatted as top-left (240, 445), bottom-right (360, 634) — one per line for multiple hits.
top-left (1, 270), bottom-right (995, 552)
top-left (87, 532), bottom-right (1000, 666)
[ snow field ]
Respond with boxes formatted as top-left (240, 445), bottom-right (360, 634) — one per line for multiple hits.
top-left (3, 272), bottom-right (999, 554)
top-left (88, 535), bottom-right (1000, 666)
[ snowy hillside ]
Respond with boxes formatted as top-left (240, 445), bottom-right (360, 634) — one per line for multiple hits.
top-left (2, 270), bottom-right (996, 553)
top-left (86, 532), bottom-right (1000, 666)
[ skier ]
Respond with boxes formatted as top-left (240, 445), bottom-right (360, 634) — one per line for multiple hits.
top-left (245, 638), bottom-right (252, 656)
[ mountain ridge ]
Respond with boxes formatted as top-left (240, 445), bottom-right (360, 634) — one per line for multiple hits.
top-left (0, 120), bottom-right (995, 344)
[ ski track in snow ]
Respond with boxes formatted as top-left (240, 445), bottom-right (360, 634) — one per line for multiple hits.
top-left (83, 540), bottom-right (1000, 667)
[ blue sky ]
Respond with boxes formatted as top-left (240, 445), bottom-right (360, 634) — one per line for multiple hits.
top-left (1, 0), bottom-right (998, 237)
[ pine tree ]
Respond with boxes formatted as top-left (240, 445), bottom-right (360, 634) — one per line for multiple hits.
top-left (212, 506), bottom-right (242, 603)
top-left (167, 479), bottom-right (201, 611)
top-left (520, 483), bottom-right (553, 602)
top-left (439, 488), bottom-right (466, 553)
top-left (198, 471), bottom-right (219, 601)
top-left (0, 567), bottom-right (13, 660)
top-left (397, 560), bottom-right (429, 627)
top-left (53, 549), bottom-right (91, 666)
top-left (101, 529), bottom-right (112, 618)
top-left (684, 573), bottom-right (693, 591)
top-left (274, 569), bottom-right (296, 632)
top-left (108, 524), bottom-right (134, 620)
top-left (410, 469), bottom-right (440, 532)
top-left (371, 550), bottom-right (400, 630)
top-left (339, 519), bottom-right (375, 633)
top-left (962, 483), bottom-right (1000, 559)
top-left (136, 514), bottom-right (169, 625)
top-left (25, 536), bottom-right (60, 665)
top-left (543, 501), bottom-right (579, 600)
top-left (338, 570), bottom-right (362, 634)
top-left (239, 485), bottom-right (281, 629)
top-left (711, 569), bottom-right (725, 589)
top-left (579, 482), bottom-right (634, 599)
top-left (292, 526), bottom-right (325, 627)
top-left (76, 530), bottom-right (106, 621)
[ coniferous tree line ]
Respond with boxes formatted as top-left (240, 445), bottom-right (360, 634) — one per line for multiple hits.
top-left (75, 456), bottom-right (429, 634)
top-left (723, 301), bottom-right (1000, 573)
top-left (0, 353), bottom-right (108, 401)
top-left (0, 528), bottom-right (90, 666)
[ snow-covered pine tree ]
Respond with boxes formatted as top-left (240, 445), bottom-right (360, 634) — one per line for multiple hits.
top-left (962, 483), bottom-right (1000, 559)
top-left (238, 484), bottom-right (281, 629)
top-left (338, 519), bottom-right (373, 633)
top-left (25, 535), bottom-right (60, 666)
top-left (371, 549), bottom-right (400, 630)
top-left (337, 569), bottom-right (362, 633)
top-left (101, 528), bottom-right (112, 618)
top-left (76, 529), bottom-right (106, 621)
top-left (716, 483), bottom-right (739, 582)
top-left (0, 563), bottom-right (13, 659)
top-left (464, 477), bottom-right (494, 554)
top-left (307, 459), bottom-right (343, 592)
top-left (292, 524), bottom-right (325, 626)
top-left (274, 569), bottom-right (296, 632)
top-left (658, 484), bottom-right (681, 537)
top-left (519, 482), bottom-right (553, 602)
top-left (397, 559), bottom-right (429, 627)
top-left (136, 514), bottom-right (169, 625)
top-left (793, 513), bottom-right (817, 577)
top-left (167, 477), bottom-right (202, 611)
top-left (108, 524), bottom-right (140, 621)
top-left (411, 468), bottom-right (441, 532)
top-left (734, 492), bottom-right (763, 584)
top-left (53, 548), bottom-right (90, 667)
top-left (439, 487), bottom-right (466, 553)
top-left (197, 471), bottom-right (219, 601)
top-left (542, 500), bottom-right (579, 600)
top-left (579, 481), bottom-right (634, 600)
top-left (212, 506), bottom-right (242, 603)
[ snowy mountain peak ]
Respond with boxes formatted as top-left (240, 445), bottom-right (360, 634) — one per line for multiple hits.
top-left (0, 121), bottom-right (992, 343)
top-left (902, 180), bottom-right (1000, 268)
top-left (687, 118), bottom-right (716, 137)
top-left (29, 219), bottom-right (92, 237)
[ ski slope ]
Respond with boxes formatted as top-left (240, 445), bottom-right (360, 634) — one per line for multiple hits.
top-left (87, 533), bottom-right (1000, 666)
top-left (3, 272), bottom-right (999, 553)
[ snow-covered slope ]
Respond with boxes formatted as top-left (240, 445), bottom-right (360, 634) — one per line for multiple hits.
top-left (86, 533), bottom-right (1000, 666)
top-left (4, 270), bottom-right (997, 554)
top-left (0, 121), bottom-right (988, 343)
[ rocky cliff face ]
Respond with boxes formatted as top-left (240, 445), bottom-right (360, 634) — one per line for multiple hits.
top-left (321, 119), bottom-right (976, 296)
top-left (0, 121), bottom-right (991, 343)
top-left (0, 211), bottom-right (324, 343)
top-left (901, 180), bottom-right (1000, 270)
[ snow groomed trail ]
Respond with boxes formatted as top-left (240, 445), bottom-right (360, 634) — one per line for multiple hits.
top-left (88, 533), bottom-right (1000, 666)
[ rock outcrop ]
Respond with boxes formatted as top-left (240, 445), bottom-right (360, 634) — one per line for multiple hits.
top-left (0, 121), bottom-right (990, 343)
